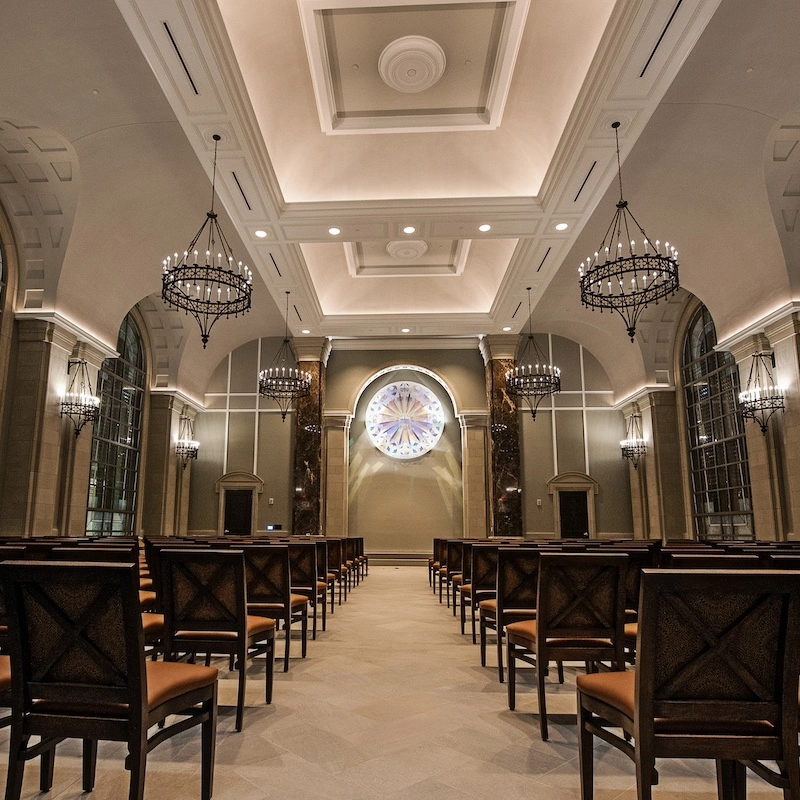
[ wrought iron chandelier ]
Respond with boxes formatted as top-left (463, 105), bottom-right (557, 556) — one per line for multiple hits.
top-left (579, 121), bottom-right (679, 341)
top-left (620, 412), bottom-right (646, 469)
top-left (258, 291), bottom-right (312, 421)
top-left (739, 352), bottom-right (785, 434)
top-left (60, 359), bottom-right (100, 436)
top-left (176, 414), bottom-right (199, 468)
top-left (505, 288), bottom-right (561, 420)
top-left (162, 134), bottom-right (252, 348)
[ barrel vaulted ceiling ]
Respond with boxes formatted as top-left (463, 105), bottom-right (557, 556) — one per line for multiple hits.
top-left (114, 0), bottom-right (723, 340)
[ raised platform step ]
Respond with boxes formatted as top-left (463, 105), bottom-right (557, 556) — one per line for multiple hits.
top-left (368, 552), bottom-right (427, 567)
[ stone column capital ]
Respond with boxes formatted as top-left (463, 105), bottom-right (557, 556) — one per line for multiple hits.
top-left (295, 337), bottom-right (332, 365)
top-left (479, 334), bottom-right (520, 364)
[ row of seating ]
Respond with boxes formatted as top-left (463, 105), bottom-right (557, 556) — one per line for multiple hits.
top-left (0, 533), bottom-right (370, 799)
top-left (428, 537), bottom-right (800, 798)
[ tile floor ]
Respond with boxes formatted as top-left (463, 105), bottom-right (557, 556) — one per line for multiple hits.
top-left (0, 565), bottom-right (786, 799)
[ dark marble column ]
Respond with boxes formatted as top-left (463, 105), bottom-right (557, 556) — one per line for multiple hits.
top-left (480, 335), bottom-right (522, 537)
top-left (292, 339), bottom-right (330, 535)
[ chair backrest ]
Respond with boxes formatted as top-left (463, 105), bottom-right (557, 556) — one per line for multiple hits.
top-left (0, 561), bottom-right (145, 718)
top-left (536, 553), bottom-right (626, 643)
top-left (496, 547), bottom-right (539, 614)
top-left (434, 537), bottom-right (448, 566)
top-left (345, 538), bottom-right (358, 562)
top-left (289, 542), bottom-right (317, 590)
top-left (239, 544), bottom-right (290, 606)
top-left (596, 547), bottom-right (655, 610)
top-left (446, 540), bottom-right (463, 578)
top-left (635, 569), bottom-right (800, 742)
top-left (665, 553), bottom-right (761, 570)
top-left (159, 549), bottom-right (246, 636)
top-left (315, 539), bottom-right (328, 581)
top-left (461, 542), bottom-right (473, 583)
top-left (51, 545), bottom-right (141, 578)
top-left (470, 544), bottom-right (499, 593)
top-left (326, 538), bottom-right (344, 572)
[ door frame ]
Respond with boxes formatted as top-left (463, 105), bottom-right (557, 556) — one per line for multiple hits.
top-left (215, 471), bottom-right (264, 536)
top-left (547, 472), bottom-right (599, 538)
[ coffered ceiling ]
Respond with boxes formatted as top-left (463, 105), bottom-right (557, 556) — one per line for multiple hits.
top-left (115, 0), bottom-right (721, 340)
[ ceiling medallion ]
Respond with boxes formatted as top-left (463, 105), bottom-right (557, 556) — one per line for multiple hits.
top-left (366, 381), bottom-right (444, 460)
top-left (578, 121), bottom-right (679, 341)
top-left (378, 36), bottom-right (446, 94)
top-left (386, 240), bottom-right (428, 260)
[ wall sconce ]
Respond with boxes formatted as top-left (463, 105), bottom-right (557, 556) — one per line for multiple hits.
top-left (176, 415), bottom-right (199, 468)
top-left (60, 359), bottom-right (100, 437)
top-left (621, 412), bottom-right (646, 469)
top-left (738, 352), bottom-right (785, 434)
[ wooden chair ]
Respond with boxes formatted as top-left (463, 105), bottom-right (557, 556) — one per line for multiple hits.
top-left (445, 539), bottom-right (463, 612)
top-left (289, 542), bottom-right (325, 639)
top-left (0, 560), bottom-right (217, 800)
top-left (467, 544), bottom-right (499, 644)
top-left (158, 549), bottom-right (274, 732)
top-left (577, 568), bottom-right (800, 800)
top-left (480, 547), bottom-right (538, 682)
top-left (316, 539), bottom-right (336, 617)
top-left (326, 537), bottom-right (348, 605)
top-left (506, 553), bottom-right (627, 740)
top-left (456, 542), bottom-right (473, 633)
top-left (240, 544), bottom-right (308, 673)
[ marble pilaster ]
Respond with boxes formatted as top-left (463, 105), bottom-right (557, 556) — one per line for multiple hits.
top-left (480, 335), bottom-right (522, 537)
top-left (292, 338), bottom-right (330, 535)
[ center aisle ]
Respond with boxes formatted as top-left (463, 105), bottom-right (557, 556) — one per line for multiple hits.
top-left (0, 565), bottom-right (781, 799)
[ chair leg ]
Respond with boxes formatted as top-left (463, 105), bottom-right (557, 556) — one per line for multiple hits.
top-left (201, 687), bottom-right (218, 800)
top-left (496, 623), bottom-right (505, 683)
top-left (557, 661), bottom-right (565, 683)
top-left (311, 598), bottom-right (318, 641)
top-left (4, 730), bottom-right (28, 800)
top-left (577, 697), bottom-right (594, 800)
top-left (537, 655), bottom-right (549, 741)
top-left (471, 599), bottom-right (478, 644)
top-left (301, 609), bottom-right (308, 658)
top-left (633, 742), bottom-right (655, 800)
top-left (452, 582), bottom-right (458, 616)
top-left (265, 636), bottom-right (275, 704)
top-left (283, 614), bottom-right (291, 672)
top-left (716, 760), bottom-right (747, 800)
top-left (507, 640), bottom-right (516, 710)
top-left (479, 615), bottom-right (488, 667)
top-left (235, 647), bottom-right (247, 732)
top-left (39, 743), bottom-right (55, 792)
top-left (127, 730), bottom-right (148, 800)
top-left (321, 591), bottom-right (327, 632)
top-left (81, 739), bottom-right (98, 792)
top-left (459, 592), bottom-right (466, 635)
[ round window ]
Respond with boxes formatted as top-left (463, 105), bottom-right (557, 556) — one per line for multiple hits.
top-left (365, 381), bottom-right (445, 459)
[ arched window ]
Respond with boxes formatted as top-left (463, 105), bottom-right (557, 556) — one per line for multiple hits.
top-left (86, 314), bottom-right (146, 536)
top-left (681, 305), bottom-right (753, 540)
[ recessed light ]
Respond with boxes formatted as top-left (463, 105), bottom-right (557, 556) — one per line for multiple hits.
top-left (478, 224), bottom-right (491, 232)
top-left (401, 328), bottom-right (410, 333)
top-left (403, 226), bottom-right (416, 234)
top-left (328, 227), bottom-right (341, 236)
top-left (555, 222), bottom-right (569, 231)
top-left (254, 229), bottom-right (268, 238)
top-left (301, 329), bottom-right (311, 335)
top-left (502, 326), bottom-right (512, 332)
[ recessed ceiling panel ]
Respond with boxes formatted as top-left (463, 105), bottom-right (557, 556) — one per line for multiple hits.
top-left (302, 0), bottom-right (529, 133)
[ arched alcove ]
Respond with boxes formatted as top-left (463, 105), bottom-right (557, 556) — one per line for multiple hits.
top-left (348, 365), bottom-right (463, 555)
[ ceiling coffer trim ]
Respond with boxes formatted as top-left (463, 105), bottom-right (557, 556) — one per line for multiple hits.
top-left (298, 0), bottom-right (530, 134)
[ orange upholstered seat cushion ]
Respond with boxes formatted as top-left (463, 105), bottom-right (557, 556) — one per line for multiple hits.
top-left (577, 670), bottom-right (634, 719)
top-left (141, 612), bottom-right (165, 636)
top-left (479, 599), bottom-right (496, 613)
top-left (175, 615), bottom-right (275, 641)
top-left (624, 622), bottom-right (638, 639)
top-left (0, 654), bottom-right (10, 692)
top-left (139, 590), bottom-right (157, 610)
top-left (146, 661), bottom-right (218, 709)
top-left (506, 619), bottom-right (612, 649)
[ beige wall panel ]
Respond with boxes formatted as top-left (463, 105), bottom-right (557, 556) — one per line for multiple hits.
top-left (520, 411), bottom-right (556, 535)
top-left (348, 368), bottom-right (462, 553)
top-left (582, 348), bottom-right (613, 391)
top-left (586, 410), bottom-right (634, 534)
top-left (207, 357), bottom-right (229, 394)
top-left (555, 410), bottom-right (586, 475)
top-left (326, 348), bottom-right (487, 413)
top-left (552, 335), bottom-right (582, 392)
top-left (188, 412), bottom-right (226, 535)
top-left (229, 339), bottom-right (259, 394)
top-left (226, 412), bottom-right (255, 474)
top-left (256, 411), bottom-right (293, 531)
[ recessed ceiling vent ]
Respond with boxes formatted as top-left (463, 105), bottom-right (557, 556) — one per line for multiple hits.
top-left (378, 36), bottom-right (446, 94)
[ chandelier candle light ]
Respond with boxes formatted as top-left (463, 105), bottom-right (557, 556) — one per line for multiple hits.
top-left (620, 412), bottom-right (647, 469)
top-left (162, 134), bottom-right (252, 348)
top-left (579, 121), bottom-right (679, 341)
top-left (739, 352), bottom-right (785, 434)
top-left (258, 291), bottom-right (312, 421)
top-left (60, 359), bottom-right (100, 437)
top-left (176, 415), bottom-right (199, 468)
top-left (505, 288), bottom-right (561, 419)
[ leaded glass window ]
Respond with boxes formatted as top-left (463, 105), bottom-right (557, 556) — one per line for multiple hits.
top-left (86, 314), bottom-right (146, 536)
top-left (681, 305), bottom-right (753, 540)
